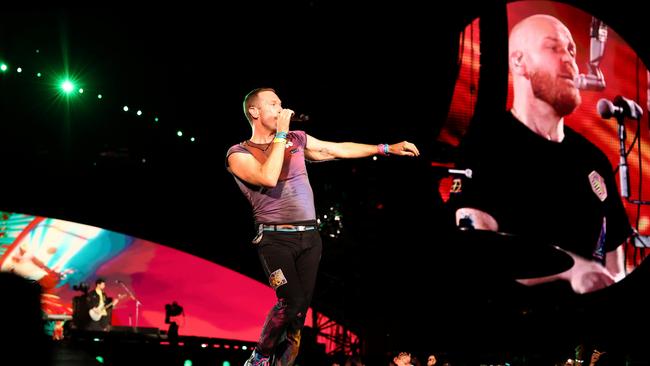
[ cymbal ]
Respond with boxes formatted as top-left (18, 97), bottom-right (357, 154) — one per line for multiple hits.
top-left (449, 229), bottom-right (574, 279)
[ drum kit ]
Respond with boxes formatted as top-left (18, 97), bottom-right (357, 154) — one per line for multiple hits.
top-left (448, 228), bottom-right (574, 280)
top-left (431, 159), bottom-right (575, 280)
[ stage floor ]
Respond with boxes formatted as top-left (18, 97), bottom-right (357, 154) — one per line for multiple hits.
top-left (51, 330), bottom-right (255, 366)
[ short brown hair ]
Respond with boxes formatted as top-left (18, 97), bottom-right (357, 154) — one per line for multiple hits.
top-left (243, 87), bottom-right (276, 124)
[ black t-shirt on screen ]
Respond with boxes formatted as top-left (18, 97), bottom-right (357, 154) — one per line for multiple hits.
top-left (451, 111), bottom-right (631, 262)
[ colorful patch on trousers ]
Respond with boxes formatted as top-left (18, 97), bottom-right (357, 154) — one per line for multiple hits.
top-left (269, 269), bottom-right (288, 290)
top-left (451, 178), bottom-right (463, 193)
top-left (589, 170), bottom-right (607, 202)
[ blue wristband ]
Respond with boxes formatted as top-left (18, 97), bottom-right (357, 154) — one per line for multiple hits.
top-left (275, 131), bottom-right (288, 139)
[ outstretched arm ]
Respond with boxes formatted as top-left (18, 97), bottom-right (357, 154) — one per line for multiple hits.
top-left (304, 134), bottom-right (419, 161)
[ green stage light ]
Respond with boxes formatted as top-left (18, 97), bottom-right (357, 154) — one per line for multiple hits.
top-left (154, 117), bottom-right (159, 122)
top-left (79, 88), bottom-right (84, 93)
top-left (36, 72), bottom-right (42, 78)
top-left (53, 73), bottom-right (83, 98)
top-left (123, 106), bottom-right (129, 112)
top-left (97, 94), bottom-right (102, 99)
top-left (177, 130), bottom-right (183, 137)
top-left (222, 362), bottom-right (231, 366)
top-left (95, 356), bottom-right (104, 364)
top-left (136, 110), bottom-right (142, 116)
top-left (0, 64), bottom-right (7, 72)
top-left (183, 360), bottom-right (193, 366)
top-left (17, 67), bottom-right (22, 73)
top-left (61, 80), bottom-right (74, 93)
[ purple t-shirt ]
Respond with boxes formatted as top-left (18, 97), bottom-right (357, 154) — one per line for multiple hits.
top-left (226, 130), bottom-right (316, 224)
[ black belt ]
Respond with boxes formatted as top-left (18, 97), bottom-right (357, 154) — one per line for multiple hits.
top-left (261, 224), bottom-right (317, 232)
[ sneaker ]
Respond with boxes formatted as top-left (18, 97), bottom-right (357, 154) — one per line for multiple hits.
top-left (244, 350), bottom-right (271, 366)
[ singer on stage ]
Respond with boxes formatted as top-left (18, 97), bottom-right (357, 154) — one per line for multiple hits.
top-left (451, 15), bottom-right (631, 295)
top-left (226, 87), bottom-right (419, 366)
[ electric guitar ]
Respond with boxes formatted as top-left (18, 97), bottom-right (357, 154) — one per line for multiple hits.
top-left (89, 294), bottom-right (126, 321)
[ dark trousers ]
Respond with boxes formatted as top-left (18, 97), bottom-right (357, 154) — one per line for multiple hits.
top-left (255, 230), bottom-right (322, 366)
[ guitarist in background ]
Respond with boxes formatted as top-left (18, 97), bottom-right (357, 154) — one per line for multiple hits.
top-left (86, 278), bottom-right (119, 331)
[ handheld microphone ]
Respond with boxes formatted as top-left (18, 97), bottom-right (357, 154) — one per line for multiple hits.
top-left (290, 113), bottom-right (310, 122)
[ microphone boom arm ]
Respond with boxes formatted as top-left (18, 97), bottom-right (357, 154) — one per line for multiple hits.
top-left (117, 281), bottom-right (142, 305)
top-left (576, 17), bottom-right (608, 91)
top-left (116, 280), bottom-right (143, 330)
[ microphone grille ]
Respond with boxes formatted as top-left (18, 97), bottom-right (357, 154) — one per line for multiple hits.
top-left (290, 113), bottom-right (310, 122)
top-left (574, 75), bottom-right (585, 89)
top-left (597, 98), bottom-right (614, 119)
